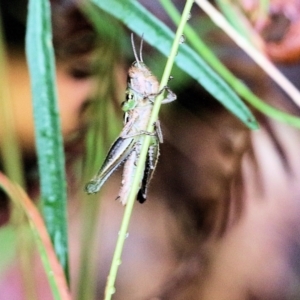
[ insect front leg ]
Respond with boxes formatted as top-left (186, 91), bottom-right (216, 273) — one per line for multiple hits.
top-left (161, 86), bottom-right (177, 104)
top-left (147, 86), bottom-right (177, 104)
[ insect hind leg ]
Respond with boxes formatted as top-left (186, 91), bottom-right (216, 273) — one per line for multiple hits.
top-left (137, 142), bottom-right (159, 203)
top-left (154, 120), bottom-right (163, 143)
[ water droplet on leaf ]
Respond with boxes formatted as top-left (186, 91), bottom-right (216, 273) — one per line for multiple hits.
top-left (179, 35), bottom-right (185, 44)
top-left (109, 287), bottom-right (116, 295)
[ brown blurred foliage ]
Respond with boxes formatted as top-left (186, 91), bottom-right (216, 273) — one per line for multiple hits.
top-left (241, 0), bottom-right (300, 63)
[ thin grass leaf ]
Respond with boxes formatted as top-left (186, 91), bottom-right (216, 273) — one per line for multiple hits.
top-left (215, 0), bottom-right (255, 41)
top-left (0, 173), bottom-right (71, 300)
top-left (25, 0), bottom-right (69, 282)
top-left (195, 0), bottom-right (300, 108)
top-left (160, 0), bottom-right (300, 128)
top-left (92, 0), bottom-right (258, 129)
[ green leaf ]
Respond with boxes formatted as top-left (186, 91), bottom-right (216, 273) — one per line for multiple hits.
top-left (25, 0), bottom-right (69, 282)
top-left (92, 0), bottom-right (258, 129)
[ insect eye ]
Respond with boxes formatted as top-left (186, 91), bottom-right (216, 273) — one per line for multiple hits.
top-left (126, 93), bottom-right (134, 100)
top-left (122, 91), bottom-right (136, 112)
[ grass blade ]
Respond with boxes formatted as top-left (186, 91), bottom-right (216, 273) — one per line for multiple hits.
top-left (25, 0), bottom-right (69, 282)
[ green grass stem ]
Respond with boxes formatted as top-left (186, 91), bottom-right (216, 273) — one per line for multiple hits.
top-left (104, 1), bottom-right (195, 299)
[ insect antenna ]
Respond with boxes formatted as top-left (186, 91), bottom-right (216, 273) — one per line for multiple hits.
top-left (131, 33), bottom-right (140, 67)
top-left (139, 33), bottom-right (144, 62)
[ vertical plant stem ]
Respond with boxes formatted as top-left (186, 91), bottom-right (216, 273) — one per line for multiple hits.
top-left (104, 1), bottom-right (194, 299)
top-left (25, 0), bottom-right (69, 283)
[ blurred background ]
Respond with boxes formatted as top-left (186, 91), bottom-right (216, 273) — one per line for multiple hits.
top-left (1, 0), bottom-right (300, 299)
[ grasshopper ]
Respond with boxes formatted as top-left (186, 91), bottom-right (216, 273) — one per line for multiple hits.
top-left (85, 34), bottom-right (176, 205)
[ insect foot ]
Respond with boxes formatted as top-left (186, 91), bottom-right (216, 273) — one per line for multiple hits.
top-left (161, 86), bottom-right (177, 104)
top-left (85, 180), bottom-right (101, 194)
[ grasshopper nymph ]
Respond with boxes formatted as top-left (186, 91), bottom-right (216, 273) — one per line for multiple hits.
top-left (85, 34), bottom-right (176, 205)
